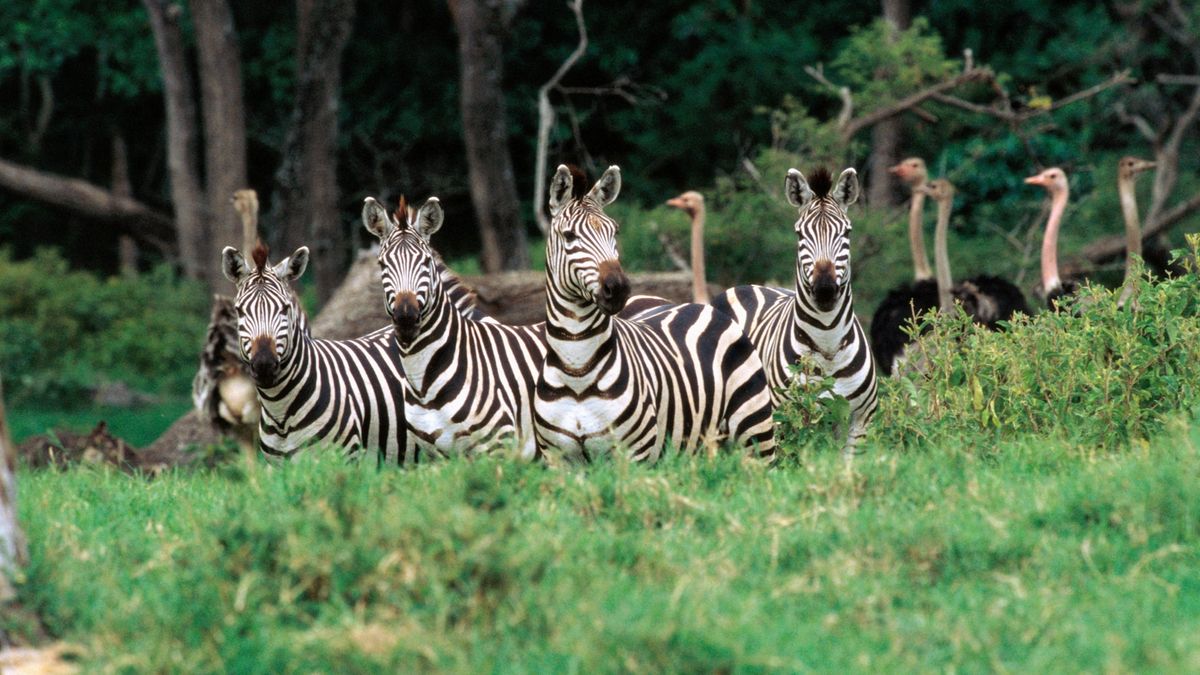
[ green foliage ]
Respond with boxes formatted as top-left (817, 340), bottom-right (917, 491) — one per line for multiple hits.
top-left (873, 258), bottom-right (1200, 451)
top-left (830, 17), bottom-right (957, 112)
top-left (0, 249), bottom-right (209, 406)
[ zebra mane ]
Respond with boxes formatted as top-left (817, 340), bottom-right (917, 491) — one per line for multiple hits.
top-left (251, 241), bottom-right (269, 272)
top-left (808, 168), bottom-right (833, 199)
top-left (566, 165), bottom-right (589, 199)
top-left (393, 195), bottom-right (411, 231)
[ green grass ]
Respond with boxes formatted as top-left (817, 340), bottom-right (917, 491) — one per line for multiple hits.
top-left (6, 421), bottom-right (1200, 672)
top-left (7, 398), bottom-right (192, 447)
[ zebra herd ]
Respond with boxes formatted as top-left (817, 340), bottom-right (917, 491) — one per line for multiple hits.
top-left (223, 163), bottom-right (877, 464)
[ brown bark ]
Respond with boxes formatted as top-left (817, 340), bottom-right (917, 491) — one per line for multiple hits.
top-left (0, 155), bottom-right (176, 252)
top-left (867, 0), bottom-right (910, 207)
top-left (191, 0), bottom-right (249, 291)
top-left (143, 0), bottom-right (207, 279)
top-left (112, 135), bottom-right (140, 275)
top-left (448, 0), bottom-right (530, 272)
top-left (0, 377), bottom-right (27, 602)
top-left (276, 0), bottom-right (356, 303)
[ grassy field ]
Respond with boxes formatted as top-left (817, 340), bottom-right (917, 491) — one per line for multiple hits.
top-left (6, 422), bottom-right (1200, 672)
top-left (5, 266), bottom-right (1200, 671)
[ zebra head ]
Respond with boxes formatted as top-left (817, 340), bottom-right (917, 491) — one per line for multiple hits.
top-left (221, 243), bottom-right (309, 387)
top-left (785, 167), bottom-right (859, 312)
top-left (363, 195), bottom-right (444, 345)
top-left (546, 164), bottom-right (630, 315)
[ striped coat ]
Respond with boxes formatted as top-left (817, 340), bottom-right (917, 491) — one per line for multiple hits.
top-left (534, 165), bottom-right (776, 462)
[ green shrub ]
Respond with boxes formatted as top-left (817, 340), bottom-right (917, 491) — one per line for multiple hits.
top-left (868, 249), bottom-right (1200, 450)
top-left (0, 248), bottom-right (209, 406)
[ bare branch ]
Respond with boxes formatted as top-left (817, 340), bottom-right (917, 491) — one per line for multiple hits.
top-left (1157, 74), bottom-right (1200, 86)
top-left (534, 0), bottom-right (587, 235)
top-left (804, 64), bottom-right (853, 129)
top-left (0, 155), bottom-right (177, 253)
top-left (840, 67), bottom-right (994, 139)
top-left (1115, 101), bottom-right (1160, 142)
top-left (930, 70), bottom-right (1134, 125)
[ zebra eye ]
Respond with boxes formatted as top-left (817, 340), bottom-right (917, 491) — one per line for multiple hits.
top-left (562, 229), bottom-right (578, 243)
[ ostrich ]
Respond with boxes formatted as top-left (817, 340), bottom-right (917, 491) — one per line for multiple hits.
top-left (1116, 156), bottom-right (1157, 307)
top-left (1025, 167), bottom-right (1076, 310)
top-left (665, 190), bottom-right (710, 303)
top-left (870, 157), bottom-right (938, 376)
top-left (919, 178), bottom-right (1030, 328)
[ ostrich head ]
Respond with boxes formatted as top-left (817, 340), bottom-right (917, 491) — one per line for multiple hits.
top-left (888, 157), bottom-right (927, 187)
top-left (1024, 167), bottom-right (1069, 196)
top-left (666, 191), bottom-right (704, 216)
top-left (1118, 156), bottom-right (1156, 181)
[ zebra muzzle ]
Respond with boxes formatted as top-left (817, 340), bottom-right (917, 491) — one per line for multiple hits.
top-left (811, 260), bottom-right (839, 310)
top-left (595, 260), bottom-right (631, 315)
top-left (391, 292), bottom-right (421, 343)
top-left (249, 337), bottom-right (280, 386)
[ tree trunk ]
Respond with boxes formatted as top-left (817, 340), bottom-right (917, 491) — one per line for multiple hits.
top-left (276, 0), bottom-right (356, 304)
top-left (867, 0), bottom-right (910, 207)
top-left (0, 377), bottom-right (27, 602)
top-left (191, 0), bottom-right (249, 291)
top-left (448, 0), bottom-right (529, 272)
top-left (0, 155), bottom-right (176, 252)
top-left (143, 0), bottom-right (207, 280)
top-left (112, 135), bottom-right (140, 276)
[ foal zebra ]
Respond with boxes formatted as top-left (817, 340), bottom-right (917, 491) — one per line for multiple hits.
top-left (364, 196), bottom-right (546, 460)
top-left (222, 242), bottom-right (482, 463)
top-left (535, 165), bottom-right (776, 462)
top-left (710, 168), bottom-right (878, 457)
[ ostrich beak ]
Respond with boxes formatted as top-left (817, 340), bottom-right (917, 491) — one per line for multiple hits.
top-left (887, 163), bottom-right (905, 176)
top-left (666, 196), bottom-right (684, 209)
top-left (1024, 174), bottom-right (1046, 186)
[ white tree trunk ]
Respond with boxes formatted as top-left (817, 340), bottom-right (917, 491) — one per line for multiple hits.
top-left (0, 377), bottom-right (27, 601)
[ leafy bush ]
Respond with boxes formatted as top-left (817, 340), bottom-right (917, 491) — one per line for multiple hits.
top-left (0, 248), bottom-right (209, 406)
top-left (868, 245), bottom-right (1200, 451)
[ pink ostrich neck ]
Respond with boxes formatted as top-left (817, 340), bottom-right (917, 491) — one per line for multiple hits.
top-left (909, 186), bottom-right (932, 281)
top-left (690, 203), bottom-right (708, 303)
top-left (932, 195), bottom-right (955, 314)
top-left (1040, 186), bottom-right (1069, 293)
top-left (1117, 172), bottom-right (1142, 267)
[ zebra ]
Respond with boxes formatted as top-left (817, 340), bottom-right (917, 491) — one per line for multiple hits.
top-left (710, 167), bottom-right (878, 457)
top-left (362, 195), bottom-right (547, 461)
top-left (221, 241), bottom-right (483, 463)
top-left (534, 164), bottom-right (777, 462)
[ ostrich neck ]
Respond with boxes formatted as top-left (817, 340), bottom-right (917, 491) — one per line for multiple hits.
top-left (932, 197), bottom-right (955, 313)
top-left (1118, 174), bottom-right (1142, 269)
top-left (690, 206), bottom-right (708, 303)
top-left (1041, 190), bottom-right (1068, 293)
top-left (909, 189), bottom-right (932, 280)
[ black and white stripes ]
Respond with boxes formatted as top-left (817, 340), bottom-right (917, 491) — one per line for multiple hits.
top-left (364, 196), bottom-right (546, 461)
top-left (711, 168), bottom-right (878, 456)
top-left (533, 165), bottom-right (777, 461)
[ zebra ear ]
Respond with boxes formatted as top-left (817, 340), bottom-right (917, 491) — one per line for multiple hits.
top-left (785, 169), bottom-right (815, 208)
top-left (548, 164), bottom-right (573, 216)
top-left (416, 197), bottom-right (444, 240)
top-left (362, 197), bottom-right (392, 239)
top-left (586, 165), bottom-right (621, 207)
top-left (832, 168), bottom-right (860, 208)
top-left (274, 246), bottom-right (309, 281)
top-left (222, 247), bottom-right (250, 284)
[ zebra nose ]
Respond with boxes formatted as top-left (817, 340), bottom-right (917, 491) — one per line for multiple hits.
top-left (249, 336), bottom-right (280, 384)
top-left (596, 259), bottom-right (631, 314)
top-left (390, 292), bottom-right (421, 339)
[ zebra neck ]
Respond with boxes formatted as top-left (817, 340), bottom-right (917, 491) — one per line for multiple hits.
top-left (790, 286), bottom-right (855, 353)
top-left (254, 332), bottom-right (322, 433)
top-left (544, 291), bottom-right (614, 374)
top-left (396, 292), bottom-right (459, 397)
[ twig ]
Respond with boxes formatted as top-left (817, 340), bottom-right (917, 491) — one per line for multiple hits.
top-left (533, 0), bottom-right (587, 234)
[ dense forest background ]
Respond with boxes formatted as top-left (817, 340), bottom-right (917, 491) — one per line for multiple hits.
top-left (1, 0), bottom-right (1199, 407)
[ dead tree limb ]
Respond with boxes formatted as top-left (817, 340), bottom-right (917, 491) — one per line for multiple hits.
top-left (534, 0), bottom-right (587, 234)
top-left (0, 156), bottom-right (177, 253)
